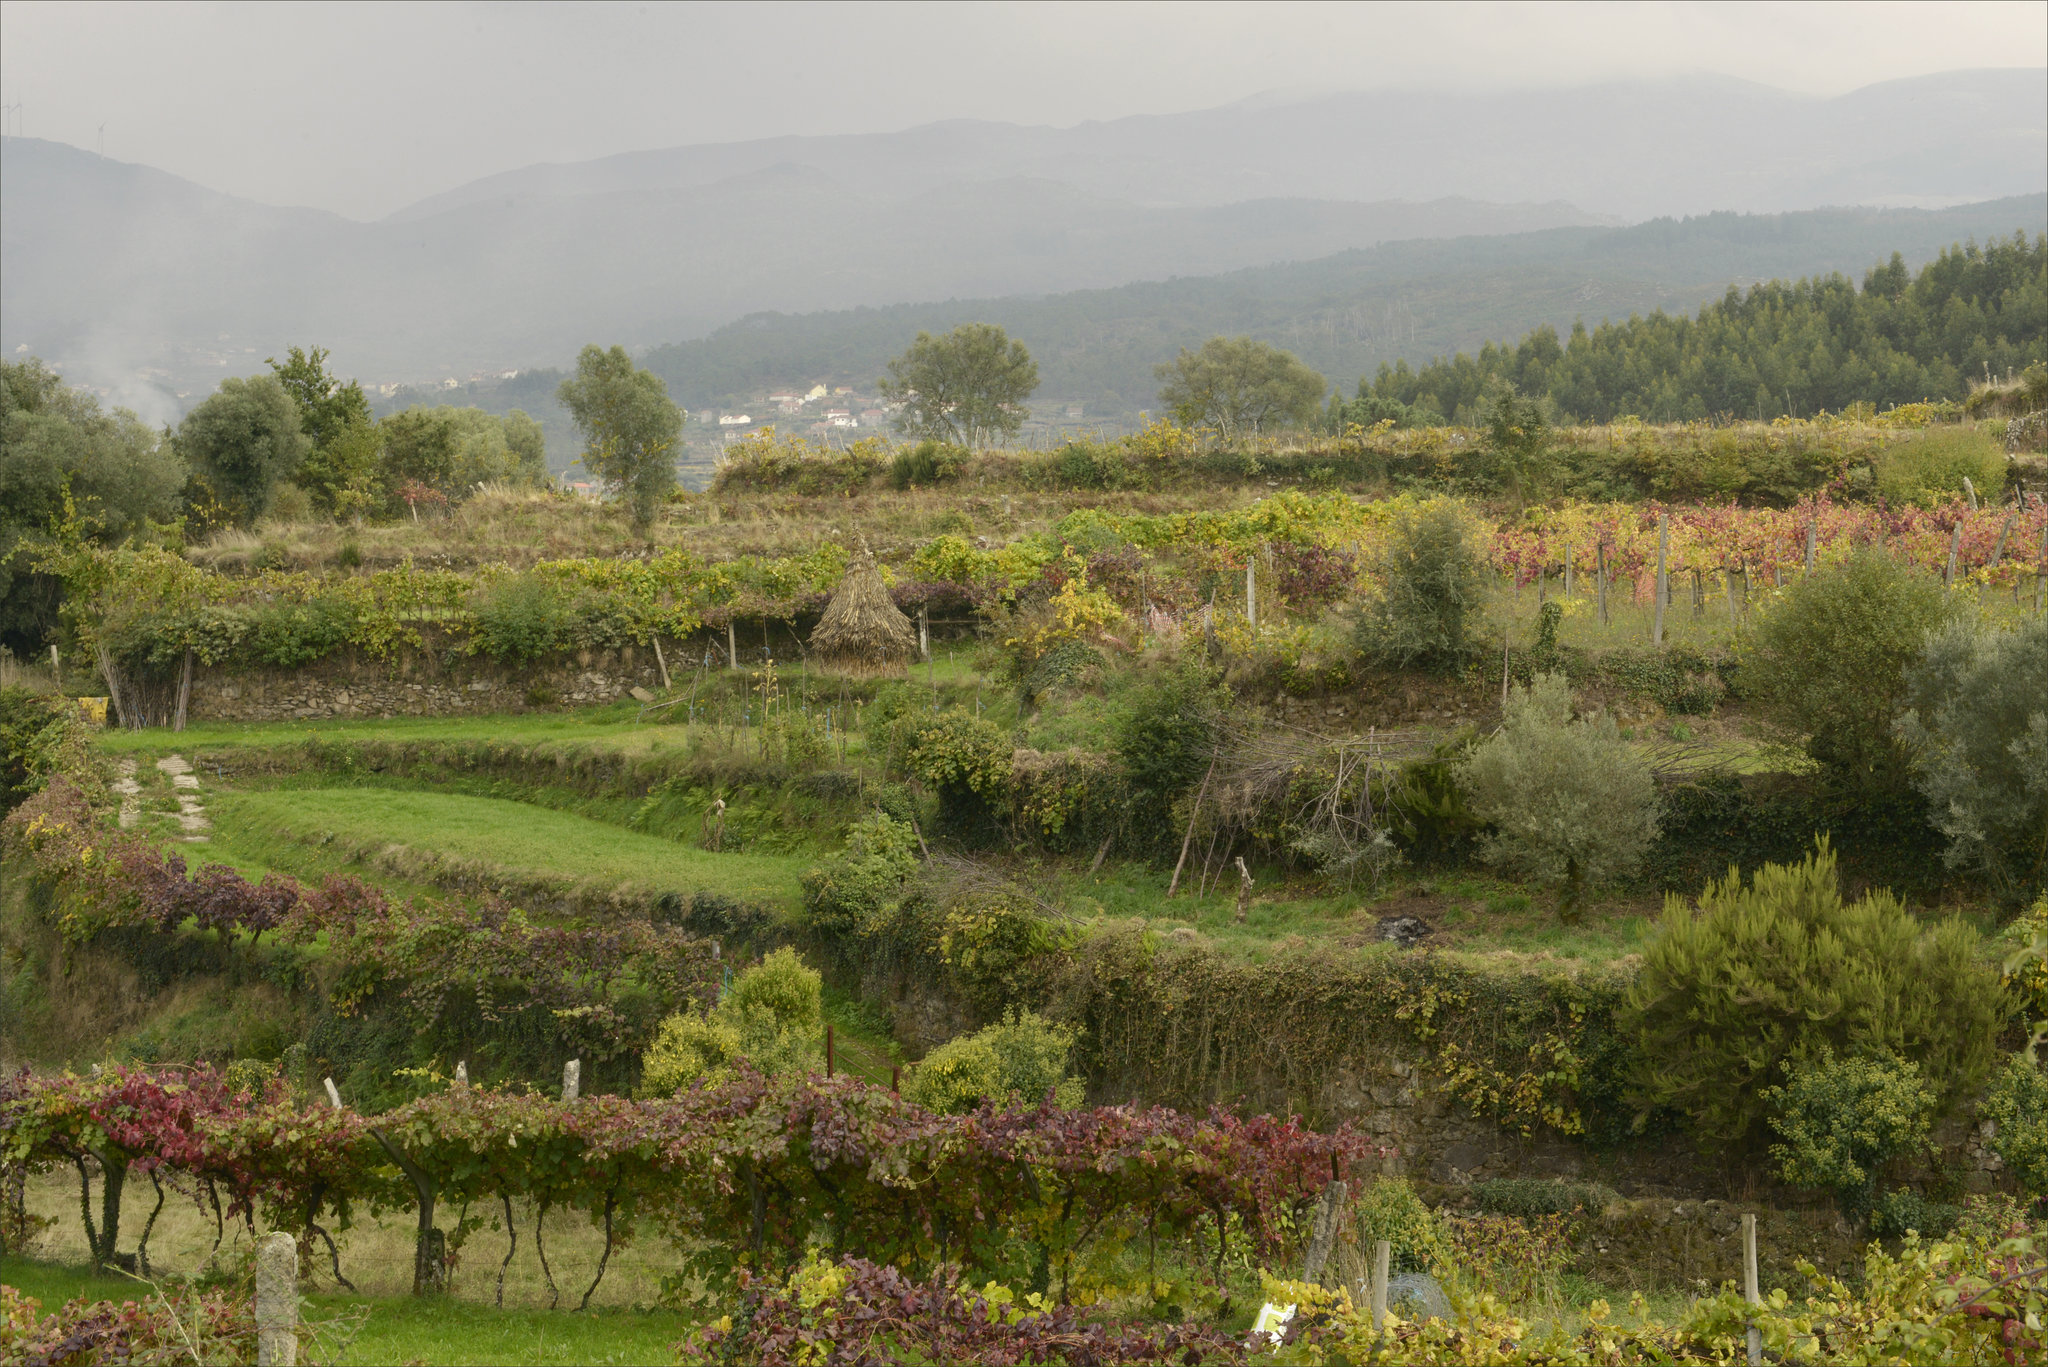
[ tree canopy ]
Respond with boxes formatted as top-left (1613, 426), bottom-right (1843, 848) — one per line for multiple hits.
top-left (1155, 336), bottom-right (1326, 439)
top-left (1366, 232), bottom-right (2047, 424)
top-left (878, 323), bottom-right (1038, 448)
top-left (557, 345), bottom-right (683, 532)
top-left (176, 375), bottom-right (311, 526)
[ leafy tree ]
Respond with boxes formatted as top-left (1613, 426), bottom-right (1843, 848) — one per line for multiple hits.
top-left (1480, 381), bottom-right (1552, 508)
top-left (1764, 1051), bottom-right (1936, 1222)
top-left (878, 323), bottom-right (1038, 449)
top-left (1456, 673), bottom-right (1659, 920)
top-left (1155, 336), bottom-right (1325, 439)
top-left (1, 358), bottom-right (187, 649)
top-left (175, 375), bottom-right (311, 525)
top-left (557, 344), bottom-right (683, 532)
top-left (1741, 549), bottom-right (1955, 796)
top-left (377, 406), bottom-right (548, 513)
top-left (902, 1009), bottom-right (1084, 1114)
top-left (1351, 497), bottom-right (1489, 673)
top-left (1897, 615), bottom-right (2048, 901)
top-left (268, 346), bottom-right (375, 518)
top-left (1626, 842), bottom-right (2004, 1151)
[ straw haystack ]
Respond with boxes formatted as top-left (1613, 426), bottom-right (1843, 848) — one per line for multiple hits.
top-left (809, 548), bottom-right (917, 671)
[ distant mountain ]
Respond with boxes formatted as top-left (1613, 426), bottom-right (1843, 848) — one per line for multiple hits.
top-left (4, 68), bottom-right (2037, 424)
top-left (0, 138), bottom-right (1594, 416)
top-left (640, 197), bottom-right (2048, 418)
top-left (391, 69), bottom-right (2046, 225)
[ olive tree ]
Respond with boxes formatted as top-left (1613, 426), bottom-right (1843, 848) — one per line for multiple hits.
top-left (1456, 672), bottom-right (1659, 919)
top-left (878, 323), bottom-right (1038, 449)
top-left (176, 374), bottom-right (311, 524)
top-left (1897, 615), bottom-right (2048, 901)
top-left (1155, 336), bottom-right (1325, 440)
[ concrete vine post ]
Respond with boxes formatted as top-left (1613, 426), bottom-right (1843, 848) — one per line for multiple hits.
top-left (255, 1231), bottom-right (298, 1367)
top-left (1233, 856), bottom-right (1254, 925)
top-left (1743, 1212), bottom-right (1762, 1366)
top-left (1370, 1239), bottom-right (1390, 1336)
top-left (1652, 513), bottom-right (1669, 646)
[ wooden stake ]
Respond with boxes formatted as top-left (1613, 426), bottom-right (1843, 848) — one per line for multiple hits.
top-left (727, 620), bottom-right (737, 671)
top-left (1804, 520), bottom-right (1816, 573)
top-left (1246, 555), bottom-right (1257, 632)
top-left (1946, 521), bottom-right (1961, 587)
top-left (1564, 543), bottom-right (1573, 599)
top-left (1166, 754), bottom-right (1218, 898)
top-left (1371, 1239), bottom-right (1390, 1335)
top-left (1596, 543), bottom-right (1609, 625)
top-left (1653, 513), bottom-right (1669, 646)
top-left (173, 648), bottom-right (193, 733)
top-left (825, 1025), bottom-right (835, 1077)
top-left (653, 636), bottom-right (671, 691)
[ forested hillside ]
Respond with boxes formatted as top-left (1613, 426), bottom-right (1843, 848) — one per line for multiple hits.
top-left (1363, 232), bottom-right (2046, 424)
top-left (637, 197), bottom-right (2046, 418)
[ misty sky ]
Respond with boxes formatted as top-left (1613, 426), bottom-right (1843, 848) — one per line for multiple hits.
top-left (3, 0), bottom-right (2044, 221)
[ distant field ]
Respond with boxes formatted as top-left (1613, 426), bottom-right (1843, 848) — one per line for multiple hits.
top-left (211, 788), bottom-right (808, 907)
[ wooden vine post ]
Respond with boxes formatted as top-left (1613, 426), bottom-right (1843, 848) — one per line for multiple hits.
top-left (1652, 513), bottom-right (1669, 646)
top-left (1946, 521), bottom-right (1962, 587)
top-left (1370, 1239), bottom-right (1391, 1337)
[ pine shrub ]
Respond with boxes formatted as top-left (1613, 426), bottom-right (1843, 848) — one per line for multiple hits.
top-left (1625, 841), bottom-right (2004, 1150)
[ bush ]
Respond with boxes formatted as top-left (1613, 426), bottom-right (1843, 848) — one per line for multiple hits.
top-left (903, 1009), bottom-right (1084, 1114)
top-left (1354, 1177), bottom-right (1440, 1274)
top-left (1870, 1188), bottom-right (1962, 1240)
top-left (1742, 549), bottom-right (1955, 795)
top-left (1873, 428), bottom-right (2005, 507)
top-left (1981, 1054), bottom-right (2048, 1204)
top-left (1469, 1177), bottom-right (1619, 1221)
top-left (0, 685), bottom-right (71, 812)
top-left (467, 575), bottom-right (575, 662)
top-left (246, 596), bottom-right (352, 667)
top-left (1764, 1051), bottom-right (1936, 1222)
top-left (1626, 842), bottom-right (2004, 1151)
top-left (1898, 615), bottom-right (2048, 902)
top-left (889, 439), bottom-right (968, 490)
top-left (1110, 659), bottom-right (1228, 855)
top-left (1353, 497), bottom-right (1490, 672)
top-left (1456, 673), bottom-right (1660, 918)
top-left (640, 947), bottom-right (822, 1093)
top-left (1386, 738), bottom-right (1483, 868)
top-left (802, 813), bottom-right (923, 937)
top-left (902, 709), bottom-right (1013, 842)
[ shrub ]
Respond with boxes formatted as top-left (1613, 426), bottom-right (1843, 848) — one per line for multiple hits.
top-left (1981, 1054), bottom-right (2048, 1204)
top-left (1898, 615), bottom-right (2048, 902)
top-left (802, 813), bottom-right (923, 937)
top-left (1386, 738), bottom-right (1484, 867)
top-left (1626, 842), bottom-right (2004, 1151)
top-left (1353, 1177), bottom-right (1439, 1274)
top-left (246, 596), bottom-right (352, 667)
top-left (1873, 428), bottom-right (2005, 507)
top-left (889, 439), bottom-right (967, 490)
top-left (1456, 673), bottom-right (1659, 918)
top-left (0, 685), bottom-right (72, 812)
top-left (640, 947), bottom-right (822, 1093)
top-left (1353, 497), bottom-right (1490, 672)
top-left (902, 709), bottom-right (1013, 842)
top-left (467, 575), bottom-right (575, 662)
top-left (903, 1009), bottom-right (1084, 1114)
top-left (2002, 897), bottom-right (2048, 1027)
top-left (1764, 1051), bottom-right (1936, 1222)
top-left (1869, 1187), bottom-right (1962, 1240)
top-left (1110, 659), bottom-right (1228, 855)
top-left (1469, 1177), bottom-right (1619, 1221)
top-left (1742, 549), bottom-right (1954, 794)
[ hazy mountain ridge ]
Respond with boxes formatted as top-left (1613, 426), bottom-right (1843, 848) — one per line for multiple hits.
top-left (0, 136), bottom-right (1597, 414)
top-left (639, 196), bottom-right (2048, 416)
top-left (388, 69), bottom-right (2046, 224)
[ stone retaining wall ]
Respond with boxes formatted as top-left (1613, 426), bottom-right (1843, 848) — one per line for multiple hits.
top-left (186, 648), bottom-right (666, 722)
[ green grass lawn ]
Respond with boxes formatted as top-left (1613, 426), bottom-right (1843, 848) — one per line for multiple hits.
top-left (0, 1258), bottom-right (690, 1366)
top-left (210, 788), bottom-right (809, 907)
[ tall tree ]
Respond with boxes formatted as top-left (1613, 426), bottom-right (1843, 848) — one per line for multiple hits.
top-left (1, 358), bottom-right (187, 649)
top-left (557, 345), bottom-right (682, 532)
top-left (268, 345), bottom-right (376, 518)
top-left (175, 375), bottom-right (309, 526)
top-left (1155, 336), bottom-right (1325, 439)
top-left (878, 324), bottom-right (1038, 449)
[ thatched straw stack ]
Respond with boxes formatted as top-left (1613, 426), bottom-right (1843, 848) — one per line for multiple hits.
top-left (809, 548), bottom-right (917, 672)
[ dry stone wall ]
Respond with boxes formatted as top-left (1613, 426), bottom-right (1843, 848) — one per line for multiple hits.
top-left (185, 647), bottom-right (666, 722)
